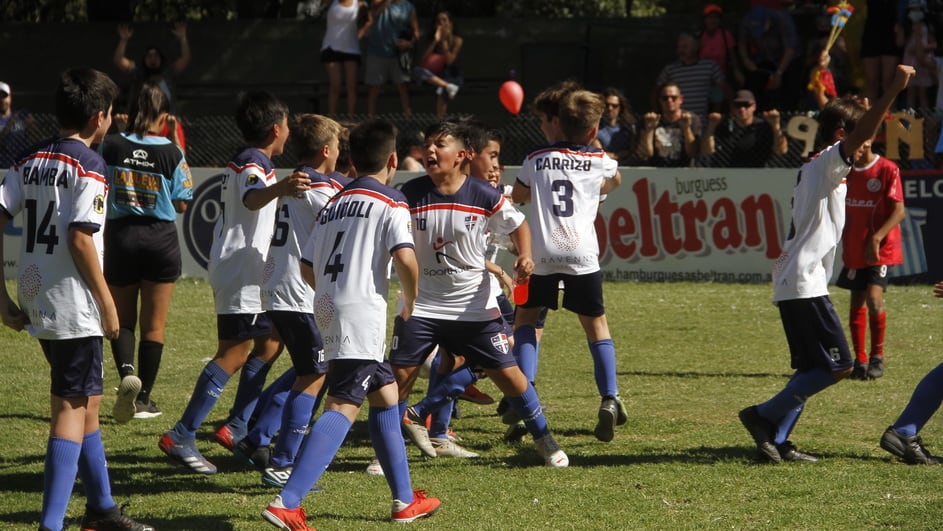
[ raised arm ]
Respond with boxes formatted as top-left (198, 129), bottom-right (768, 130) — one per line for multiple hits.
top-left (171, 22), bottom-right (191, 75)
top-left (843, 65), bottom-right (915, 158)
top-left (114, 24), bottom-right (135, 73)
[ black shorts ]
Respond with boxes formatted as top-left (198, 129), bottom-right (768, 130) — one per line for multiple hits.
top-left (325, 359), bottom-right (395, 406)
top-left (390, 316), bottom-right (516, 370)
top-left (40, 336), bottom-right (104, 398)
top-left (320, 47), bottom-right (361, 64)
top-left (523, 271), bottom-right (605, 317)
top-left (778, 296), bottom-right (853, 372)
top-left (835, 265), bottom-right (891, 291)
top-left (217, 313), bottom-right (273, 342)
top-left (269, 310), bottom-right (328, 377)
top-left (104, 217), bottom-right (181, 285)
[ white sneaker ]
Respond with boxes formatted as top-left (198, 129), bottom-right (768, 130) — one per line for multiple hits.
top-left (402, 411), bottom-right (437, 458)
top-left (430, 437), bottom-right (479, 458)
top-left (445, 83), bottom-right (460, 99)
top-left (366, 457), bottom-right (385, 476)
top-left (535, 434), bottom-right (569, 468)
top-left (113, 375), bottom-right (141, 424)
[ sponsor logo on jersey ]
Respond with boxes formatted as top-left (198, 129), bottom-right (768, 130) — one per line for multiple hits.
top-left (94, 194), bottom-right (105, 214)
top-left (132, 149), bottom-right (148, 160)
top-left (866, 178), bottom-right (882, 193)
top-left (491, 333), bottom-right (509, 354)
top-left (123, 149), bottom-right (156, 168)
top-left (432, 237), bottom-right (453, 251)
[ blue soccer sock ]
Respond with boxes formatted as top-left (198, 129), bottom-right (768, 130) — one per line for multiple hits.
top-left (270, 390), bottom-right (318, 468)
top-left (589, 338), bottom-right (619, 398)
top-left (77, 430), bottom-right (114, 513)
top-left (280, 410), bottom-right (351, 509)
top-left (756, 368), bottom-right (835, 424)
top-left (398, 399), bottom-right (408, 420)
top-left (173, 360), bottom-right (231, 440)
top-left (41, 437), bottom-right (81, 531)
top-left (894, 362), bottom-right (943, 437)
top-left (513, 326), bottom-right (538, 384)
top-left (246, 368), bottom-right (294, 446)
top-left (773, 403), bottom-right (805, 445)
top-left (429, 400), bottom-right (454, 440)
top-left (508, 384), bottom-right (550, 440)
top-left (415, 366), bottom-right (476, 418)
top-left (227, 356), bottom-right (271, 434)
top-left (370, 404), bottom-right (413, 504)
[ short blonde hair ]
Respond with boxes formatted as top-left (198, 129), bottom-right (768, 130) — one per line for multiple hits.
top-left (290, 113), bottom-right (343, 161)
top-left (558, 90), bottom-right (604, 142)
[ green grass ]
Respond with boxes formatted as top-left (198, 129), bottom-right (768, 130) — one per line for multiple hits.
top-left (2, 279), bottom-right (943, 530)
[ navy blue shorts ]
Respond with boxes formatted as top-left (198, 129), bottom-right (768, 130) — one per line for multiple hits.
top-left (390, 316), bottom-right (516, 370)
top-left (217, 312), bottom-right (272, 341)
top-left (269, 310), bottom-right (328, 377)
top-left (40, 337), bottom-right (104, 398)
top-left (835, 265), bottom-right (891, 291)
top-left (778, 296), bottom-right (853, 372)
top-left (326, 359), bottom-right (395, 406)
top-left (104, 217), bottom-right (181, 285)
top-left (523, 271), bottom-right (605, 317)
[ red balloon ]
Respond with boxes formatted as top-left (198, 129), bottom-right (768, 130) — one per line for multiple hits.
top-left (420, 53), bottom-right (446, 75)
top-left (499, 80), bottom-right (524, 115)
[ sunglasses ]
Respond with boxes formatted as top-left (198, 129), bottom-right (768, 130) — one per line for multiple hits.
top-left (660, 95), bottom-right (680, 101)
top-left (734, 102), bottom-right (753, 108)
top-left (605, 103), bottom-right (621, 108)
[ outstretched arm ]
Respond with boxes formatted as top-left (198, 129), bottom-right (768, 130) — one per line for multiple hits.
top-left (843, 65), bottom-right (915, 158)
top-left (171, 22), bottom-right (191, 75)
top-left (114, 24), bottom-right (135, 73)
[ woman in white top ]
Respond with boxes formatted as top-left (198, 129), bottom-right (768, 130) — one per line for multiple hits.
top-left (321, 0), bottom-right (368, 115)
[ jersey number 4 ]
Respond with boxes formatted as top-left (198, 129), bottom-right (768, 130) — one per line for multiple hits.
top-left (323, 231), bottom-right (345, 282)
top-left (24, 199), bottom-right (60, 254)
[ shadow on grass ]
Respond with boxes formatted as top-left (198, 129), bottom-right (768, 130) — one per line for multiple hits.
top-left (621, 370), bottom-right (792, 379)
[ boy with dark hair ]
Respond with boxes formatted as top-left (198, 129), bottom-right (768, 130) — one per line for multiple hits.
top-left (739, 65), bottom-right (914, 464)
top-left (0, 67), bottom-right (154, 531)
top-left (262, 118), bottom-right (440, 530)
top-left (159, 91), bottom-right (310, 474)
top-left (511, 89), bottom-right (627, 443)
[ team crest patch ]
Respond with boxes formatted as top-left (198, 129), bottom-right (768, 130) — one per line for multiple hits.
top-left (247, 174), bottom-right (260, 186)
top-left (866, 178), bottom-right (882, 193)
top-left (491, 333), bottom-right (509, 354)
top-left (464, 215), bottom-right (479, 231)
top-left (94, 194), bottom-right (105, 214)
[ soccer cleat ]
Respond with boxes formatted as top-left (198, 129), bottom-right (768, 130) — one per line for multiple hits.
top-left (430, 437), bottom-right (479, 458)
top-left (738, 406), bottom-right (781, 463)
top-left (80, 502), bottom-right (154, 531)
top-left (503, 422), bottom-right (528, 443)
top-left (113, 375), bottom-right (142, 424)
top-left (613, 394), bottom-right (629, 426)
top-left (132, 400), bottom-right (162, 419)
top-left (880, 426), bottom-right (942, 464)
top-left (402, 408), bottom-right (437, 458)
top-left (213, 422), bottom-right (245, 452)
top-left (158, 433), bottom-right (217, 474)
top-left (777, 441), bottom-right (818, 462)
top-left (867, 356), bottom-right (886, 379)
top-left (234, 438), bottom-right (272, 470)
top-left (500, 407), bottom-right (520, 425)
top-left (262, 465), bottom-right (292, 488)
top-left (445, 83), bottom-right (460, 100)
top-left (849, 361), bottom-right (869, 381)
top-left (262, 495), bottom-right (314, 530)
top-left (391, 490), bottom-right (441, 523)
top-left (594, 397), bottom-right (619, 442)
top-left (459, 384), bottom-right (494, 405)
top-left (495, 396), bottom-right (509, 417)
top-left (445, 428), bottom-right (463, 443)
top-left (534, 434), bottom-right (569, 468)
top-left (365, 458), bottom-right (385, 476)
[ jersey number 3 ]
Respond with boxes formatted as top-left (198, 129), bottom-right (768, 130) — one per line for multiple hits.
top-left (551, 180), bottom-right (574, 217)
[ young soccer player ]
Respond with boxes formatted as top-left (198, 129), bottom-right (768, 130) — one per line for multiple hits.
top-left (836, 133), bottom-right (906, 380)
top-left (0, 67), bottom-right (154, 531)
top-left (262, 118), bottom-right (440, 529)
top-left (159, 91), bottom-right (310, 474)
top-left (739, 64), bottom-right (914, 464)
top-left (511, 89), bottom-right (627, 443)
top-left (392, 120), bottom-right (568, 467)
top-left (235, 114), bottom-right (344, 487)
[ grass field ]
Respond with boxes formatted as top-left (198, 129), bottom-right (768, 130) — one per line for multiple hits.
top-left (2, 279), bottom-right (943, 530)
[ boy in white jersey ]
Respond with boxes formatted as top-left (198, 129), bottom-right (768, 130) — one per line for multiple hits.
top-left (739, 65), bottom-right (914, 464)
top-left (512, 89), bottom-right (627, 443)
top-left (159, 91), bottom-right (310, 474)
top-left (392, 121), bottom-right (568, 467)
top-left (0, 68), bottom-right (154, 531)
top-left (262, 118), bottom-right (440, 530)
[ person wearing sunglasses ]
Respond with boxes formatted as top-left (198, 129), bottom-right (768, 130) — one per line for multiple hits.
top-left (701, 89), bottom-right (788, 167)
top-left (637, 82), bottom-right (700, 167)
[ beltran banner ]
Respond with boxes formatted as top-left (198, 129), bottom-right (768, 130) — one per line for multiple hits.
top-left (1, 166), bottom-right (938, 283)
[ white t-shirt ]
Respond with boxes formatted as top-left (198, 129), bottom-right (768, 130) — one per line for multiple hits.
top-left (303, 177), bottom-right (413, 361)
top-left (401, 175), bottom-right (525, 321)
top-left (516, 142), bottom-right (617, 275)
top-left (772, 141), bottom-right (852, 302)
top-left (0, 138), bottom-right (108, 339)
top-left (208, 148), bottom-right (278, 314)
top-left (263, 167), bottom-right (344, 313)
top-left (322, 0), bottom-right (362, 55)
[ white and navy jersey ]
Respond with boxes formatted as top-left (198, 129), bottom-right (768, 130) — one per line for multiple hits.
top-left (0, 138), bottom-right (108, 339)
top-left (100, 132), bottom-right (193, 221)
top-left (773, 141), bottom-right (852, 302)
top-left (302, 177), bottom-right (413, 361)
top-left (401, 175), bottom-right (525, 321)
top-left (208, 148), bottom-right (278, 314)
top-left (517, 142), bottom-right (617, 275)
top-left (263, 166), bottom-right (341, 312)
